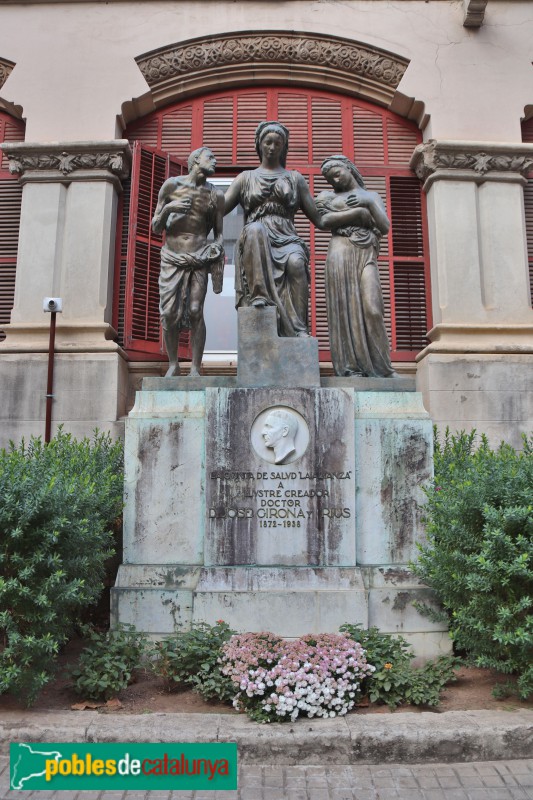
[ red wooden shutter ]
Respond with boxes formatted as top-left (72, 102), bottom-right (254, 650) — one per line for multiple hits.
top-left (353, 107), bottom-right (384, 165)
top-left (123, 142), bottom-right (189, 357)
top-left (365, 175), bottom-right (392, 342)
top-left (278, 92), bottom-right (310, 166)
top-left (203, 96), bottom-right (234, 166)
top-left (161, 105), bottom-right (193, 158)
top-left (0, 112), bottom-right (24, 341)
top-left (112, 179), bottom-right (130, 348)
top-left (525, 181), bottom-right (533, 303)
top-left (522, 118), bottom-right (533, 303)
top-left (311, 97), bottom-right (343, 164)
top-left (389, 175), bottom-right (428, 353)
top-left (120, 87), bottom-right (430, 363)
top-left (236, 93), bottom-right (269, 165)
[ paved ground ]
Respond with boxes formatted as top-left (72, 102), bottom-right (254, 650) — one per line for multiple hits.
top-left (1, 710), bottom-right (532, 766)
top-left (1, 758), bottom-right (533, 799)
top-left (1, 710), bottom-right (532, 798)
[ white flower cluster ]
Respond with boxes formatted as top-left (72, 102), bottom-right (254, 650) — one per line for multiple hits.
top-left (220, 633), bottom-right (375, 723)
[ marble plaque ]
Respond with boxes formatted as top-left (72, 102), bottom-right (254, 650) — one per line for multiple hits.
top-left (205, 387), bottom-right (356, 567)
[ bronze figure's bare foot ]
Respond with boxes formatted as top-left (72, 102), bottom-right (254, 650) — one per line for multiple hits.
top-left (251, 298), bottom-right (267, 308)
top-left (165, 363), bottom-right (181, 377)
top-left (189, 366), bottom-right (201, 377)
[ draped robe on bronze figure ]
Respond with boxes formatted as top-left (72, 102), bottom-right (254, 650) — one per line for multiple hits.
top-left (235, 169), bottom-right (310, 337)
top-left (317, 194), bottom-right (394, 378)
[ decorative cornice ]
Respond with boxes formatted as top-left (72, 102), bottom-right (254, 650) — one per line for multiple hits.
top-left (0, 57), bottom-right (15, 90)
top-left (416, 323), bottom-right (533, 359)
top-left (0, 140), bottom-right (132, 182)
top-left (135, 31), bottom-right (408, 108)
top-left (463, 0), bottom-right (488, 28)
top-left (410, 140), bottom-right (533, 189)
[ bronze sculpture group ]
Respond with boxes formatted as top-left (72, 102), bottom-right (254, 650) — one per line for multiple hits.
top-left (152, 122), bottom-right (395, 378)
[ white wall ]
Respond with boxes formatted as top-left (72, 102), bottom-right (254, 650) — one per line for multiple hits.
top-left (0, 1), bottom-right (532, 142)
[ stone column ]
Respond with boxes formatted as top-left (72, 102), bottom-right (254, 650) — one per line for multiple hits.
top-left (410, 141), bottom-right (533, 447)
top-left (0, 141), bottom-right (131, 444)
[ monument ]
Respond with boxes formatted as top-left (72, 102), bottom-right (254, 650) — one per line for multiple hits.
top-left (112, 128), bottom-right (449, 660)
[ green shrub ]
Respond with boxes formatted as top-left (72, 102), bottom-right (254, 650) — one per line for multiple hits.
top-left (152, 621), bottom-right (235, 703)
top-left (70, 624), bottom-right (147, 701)
top-left (0, 429), bottom-right (124, 704)
top-left (340, 624), bottom-right (458, 709)
top-left (413, 430), bottom-right (533, 699)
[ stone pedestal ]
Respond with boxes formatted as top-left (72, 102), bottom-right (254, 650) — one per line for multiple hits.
top-left (112, 374), bottom-right (448, 656)
top-left (237, 307), bottom-right (320, 387)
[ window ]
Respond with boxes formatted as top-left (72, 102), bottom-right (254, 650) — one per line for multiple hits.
top-left (0, 111), bottom-right (24, 340)
top-left (203, 177), bottom-right (242, 357)
top-left (116, 87), bottom-right (431, 363)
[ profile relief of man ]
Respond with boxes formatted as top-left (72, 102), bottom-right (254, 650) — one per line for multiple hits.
top-left (261, 409), bottom-right (299, 465)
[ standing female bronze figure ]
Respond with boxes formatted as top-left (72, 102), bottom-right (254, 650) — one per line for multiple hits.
top-left (316, 155), bottom-right (395, 378)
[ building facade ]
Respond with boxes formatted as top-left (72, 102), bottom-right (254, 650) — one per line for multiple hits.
top-left (1, 0), bottom-right (532, 448)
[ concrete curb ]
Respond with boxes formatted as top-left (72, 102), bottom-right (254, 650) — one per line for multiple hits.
top-left (1, 709), bottom-right (532, 765)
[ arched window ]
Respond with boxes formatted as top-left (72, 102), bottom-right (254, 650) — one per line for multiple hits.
top-left (115, 87), bottom-right (430, 364)
top-left (0, 111), bottom-right (24, 340)
top-left (522, 117), bottom-right (533, 304)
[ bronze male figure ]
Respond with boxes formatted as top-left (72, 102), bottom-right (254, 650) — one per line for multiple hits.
top-left (152, 147), bottom-right (225, 377)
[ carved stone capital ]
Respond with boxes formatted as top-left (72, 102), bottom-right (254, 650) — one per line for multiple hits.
top-left (0, 57), bottom-right (15, 90)
top-left (463, 0), bottom-right (488, 28)
top-left (410, 140), bottom-right (533, 189)
top-left (0, 140), bottom-right (132, 184)
top-left (136, 31), bottom-right (408, 108)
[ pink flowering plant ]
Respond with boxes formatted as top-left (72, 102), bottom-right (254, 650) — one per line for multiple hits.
top-left (220, 631), bottom-right (375, 723)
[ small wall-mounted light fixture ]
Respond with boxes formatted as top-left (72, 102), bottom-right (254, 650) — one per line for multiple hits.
top-left (43, 296), bottom-right (63, 313)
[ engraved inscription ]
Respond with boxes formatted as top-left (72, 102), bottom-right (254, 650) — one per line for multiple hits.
top-left (205, 387), bottom-right (356, 567)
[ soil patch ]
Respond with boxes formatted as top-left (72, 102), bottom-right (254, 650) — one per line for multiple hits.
top-left (1, 637), bottom-right (532, 716)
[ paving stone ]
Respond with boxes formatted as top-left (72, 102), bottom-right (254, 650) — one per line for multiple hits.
top-left (420, 790), bottom-right (447, 800)
top-left (483, 776), bottom-right (510, 787)
top-left (396, 776), bottom-right (419, 788)
top-left (437, 774), bottom-right (462, 787)
top-left (510, 764), bottom-right (533, 775)
top-left (329, 791), bottom-right (356, 800)
top-left (306, 790), bottom-right (330, 800)
top-left (417, 775), bottom-right (440, 788)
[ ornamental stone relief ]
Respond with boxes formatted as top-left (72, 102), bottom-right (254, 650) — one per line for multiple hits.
top-left (0, 58), bottom-right (15, 90)
top-left (1, 141), bottom-right (132, 180)
top-left (411, 140), bottom-right (533, 183)
top-left (136, 31), bottom-right (408, 98)
top-left (463, 0), bottom-right (488, 28)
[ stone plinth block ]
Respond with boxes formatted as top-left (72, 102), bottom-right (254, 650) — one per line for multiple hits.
top-left (112, 565), bottom-right (201, 635)
top-left (0, 352), bottom-right (128, 449)
top-left (416, 352), bottom-right (533, 449)
top-left (205, 387), bottom-right (356, 567)
top-left (122, 391), bottom-right (206, 565)
top-left (237, 307), bottom-right (320, 387)
top-left (193, 567), bottom-right (368, 636)
top-left (354, 392), bottom-right (433, 565)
